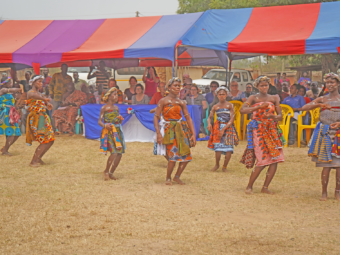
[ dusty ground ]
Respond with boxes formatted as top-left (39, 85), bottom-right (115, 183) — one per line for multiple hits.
top-left (0, 135), bottom-right (339, 254)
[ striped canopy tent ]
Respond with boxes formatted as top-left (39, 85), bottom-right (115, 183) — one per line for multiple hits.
top-left (181, 2), bottom-right (340, 58)
top-left (0, 2), bottom-right (340, 74)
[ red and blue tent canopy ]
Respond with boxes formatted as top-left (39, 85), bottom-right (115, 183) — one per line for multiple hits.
top-left (0, 1), bottom-right (340, 73)
top-left (181, 2), bottom-right (340, 56)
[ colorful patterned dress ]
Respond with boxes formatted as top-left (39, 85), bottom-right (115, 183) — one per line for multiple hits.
top-left (208, 108), bottom-right (239, 154)
top-left (309, 101), bottom-right (340, 168)
top-left (0, 93), bottom-right (21, 137)
top-left (26, 99), bottom-right (55, 145)
top-left (100, 109), bottom-right (126, 155)
top-left (162, 103), bottom-right (193, 162)
top-left (240, 102), bottom-right (285, 168)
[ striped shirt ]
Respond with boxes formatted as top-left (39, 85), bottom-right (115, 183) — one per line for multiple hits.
top-left (93, 70), bottom-right (110, 89)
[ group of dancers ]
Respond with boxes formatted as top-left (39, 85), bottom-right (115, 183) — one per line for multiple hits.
top-left (1, 73), bottom-right (340, 201)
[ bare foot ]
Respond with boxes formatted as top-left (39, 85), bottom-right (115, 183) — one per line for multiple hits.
top-left (69, 132), bottom-right (74, 136)
top-left (38, 158), bottom-right (46, 165)
top-left (210, 165), bottom-right (219, 172)
top-left (335, 190), bottom-right (340, 201)
top-left (222, 167), bottom-right (228, 172)
top-left (29, 162), bottom-right (41, 168)
top-left (55, 131), bottom-right (60, 135)
top-left (1, 148), bottom-right (12, 156)
top-left (261, 187), bottom-right (275, 195)
top-left (245, 187), bottom-right (253, 195)
top-left (109, 172), bottom-right (118, 180)
top-left (103, 171), bottom-right (110, 181)
top-left (173, 176), bottom-right (185, 185)
top-left (320, 192), bottom-right (327, 201)
top-left (165, 178), bottom-right (172, 186)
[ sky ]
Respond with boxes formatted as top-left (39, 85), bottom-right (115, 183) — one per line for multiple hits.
top-left (1, 0), bottom-right (179, 20)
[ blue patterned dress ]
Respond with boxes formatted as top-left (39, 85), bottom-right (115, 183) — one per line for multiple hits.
top-left (0, 93), bottom-right (21, 137)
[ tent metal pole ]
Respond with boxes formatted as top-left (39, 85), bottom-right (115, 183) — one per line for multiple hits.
top-left (175, 47), bottom-right (178, 77)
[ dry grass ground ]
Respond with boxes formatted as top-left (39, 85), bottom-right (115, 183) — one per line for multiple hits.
top-left (0, 135), bottom-right (340, 254)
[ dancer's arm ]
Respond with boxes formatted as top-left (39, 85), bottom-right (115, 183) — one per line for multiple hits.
top-left (0, 87), bottom-right (22, 96)
top-left (301, 97), bottom-right (330, 111)
top-left (207, 105), bottom-right (216, 132)
top-left (240, 95), bottom-right (268, 114)
top-left (182, 102), bottom-right (196, 147)
top-left (153, 99), bottom-right (164, 144)
top-left (27, 90), bottom-right (49, 103)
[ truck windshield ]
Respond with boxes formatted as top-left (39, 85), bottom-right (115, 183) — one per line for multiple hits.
top-left (202, 71), bottom-right (231, 81)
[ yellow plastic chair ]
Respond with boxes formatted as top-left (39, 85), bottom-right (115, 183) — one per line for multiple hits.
top-left (214, 101), bottom-right (243, 139)
top-left (279, 104), bottom-right (294, 147)
top-left (297, 107), bottom-right (320, 148)
top-left (243, 113), bottom-right (251, 141)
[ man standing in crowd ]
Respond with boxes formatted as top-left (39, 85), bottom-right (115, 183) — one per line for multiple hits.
top-left (306, 81), bottom-right (320, 99)
top-left (41, 68), bottom-right (51, 93)
top-left (149, 82), bottom-right (166, 104)
top-left (282, 84), bottom-right (306, 146)
top-left (274, 73), bottom-right (281, 85)
top-left (50, 63), bottom-right (73, 129)
top-left (73, 71), bottom-right (88, 91)
top-left (205, 81), bottom-right (219, 104)
top-left (87, 60), bottom-right (111, 90)
top-left (276, 81), bottom-right (289, 102)
top-left (280, 72), bottom-right (290, 85)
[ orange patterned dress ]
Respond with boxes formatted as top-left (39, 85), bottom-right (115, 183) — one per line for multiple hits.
top-left (162, 103), bottom-right (193, 162)
top-left (26, 99), bottom-right (55, 145)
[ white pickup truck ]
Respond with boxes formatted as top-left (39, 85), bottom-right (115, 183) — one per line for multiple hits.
top-left (193, 68), bottom-right (254, 91)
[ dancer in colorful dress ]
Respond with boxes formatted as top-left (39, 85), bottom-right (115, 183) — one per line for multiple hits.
top-left (26, 75), bottom-right (55, 167)
top-left (207, 86), bottom-right (239, 172)
top-left (153, 77), bottom-right (196, 185)
top-left (98, 87), bottom-right (125, 181)
top-left (240, 76), bottom-right (285, 195)
top-left (0, 78), bottom-right (22, 156)
top-left (301, 73), bottom-right (340, 201)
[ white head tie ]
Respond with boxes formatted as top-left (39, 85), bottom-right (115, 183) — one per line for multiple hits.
top-left (29, 75), bottom-right (44, 86)
top-left (215, 86), bottom-right (229, 94)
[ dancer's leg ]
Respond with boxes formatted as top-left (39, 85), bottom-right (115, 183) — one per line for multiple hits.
top-left (222, 152), bottom-right (232, 172)
top-left (173, 162), bottom-right (189, 185)
top-left (245, 165), bottom-right (266, 194)
top-left (37, 141), bottom-right (54, 164)
top-left (335, 168), bottom-right (340, 201)
top-left (103, 154), bottom-right (116, 181)
top-left (210, 151), bottom-right (222, 172)
top-left (30, 143), bottom-right (50, 166)
top-left (1, 136), bottom-right (19, 156)
top-left (109, 153), bottom-right (122, 180)
top-left (165, 161), bottom-right (176, 185)
top-left (320, 167), bottom-right (331, 201)
top-left (261, 163), bottom-right (278, 195)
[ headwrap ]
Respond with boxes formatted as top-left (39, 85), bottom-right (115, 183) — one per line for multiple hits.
top-left (29, 75), bottom-right (44, 86)
top-left (253, 76), bottom-right (270, 88)
top-left (324, 72), bottom-right (340, 82)
top-left (166, 77), bottom-right (181, 91)
top-left (215, 86), bottom-right (228, 94)
top-left (0, 77), bottom-right (12, 85)
top-left (102, 87), bottom-right (117, 103)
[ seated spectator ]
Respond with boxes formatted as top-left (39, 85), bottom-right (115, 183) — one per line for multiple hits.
top-left (73, 71), bottom-right (88, 91)
top-left (205, 81), bottom-right (219, 104)
top-left (227, 80), bottom-right (246, 102)
top-left (282, 81), bottom-right (289, 93)
top-left (53, 82), bottom-right (88, 135)
top-left (89, 85), bottom-right (95, 94)
top-left (186, 84), bottom-right (208, 135)
top-left (204, 87), bottom-right (210, 95)
top-left (179, 79), bottom-right (192, 100)
top-left (274, 72), bottom-right (281, 85)
top-left (306, 82), bottom-right (320, 99)
top-left (268, 81), bottom-right (278, 95)
top-left (81, 84), bottom-right (96, 104)
top-left (94, 84), bottom-right (104, 104)
top-left (243, 83), bottom-right (256, 99)
top-left (107, 78), bottom-right (123, 104)
top-left (297, 85), bottom-right (311, 104)
top-left (149, 82), bottom-right (166, 105)
top-left (132, 84), bottom-right (150, 105)
top-left (298, 71), bottom-right (311, 89)
top-left (142, 66), bottom-right (160, 97)
top-left (276, 81), bottom-right (289, 102)
top-left (282, 84), bottom-right (306, 146)
top-left (124, 76), bottom-right (137, 105)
